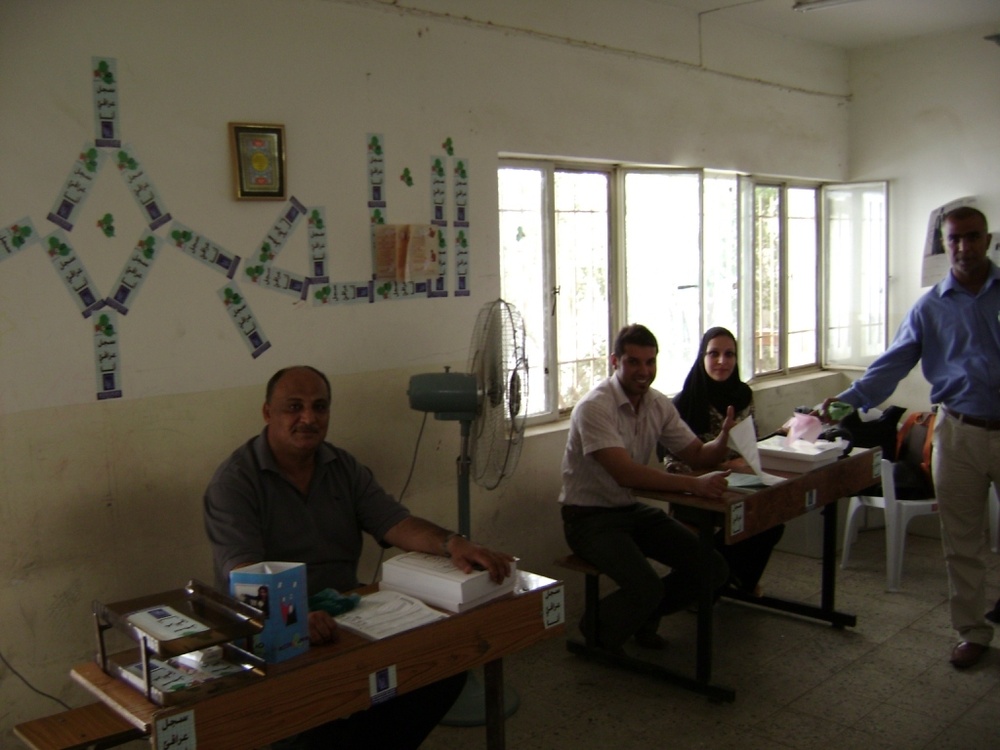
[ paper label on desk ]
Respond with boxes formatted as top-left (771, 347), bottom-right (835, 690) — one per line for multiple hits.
top-left (155, 710), bottom-right (196, 749)
top-left (805, 489), bottom-right (818, 510)
top-left (543, 586), bottom-right (565, 628)
top-left (730, 502), bottom-right (745, 536)
top-left (370, 664), bottom-right (398, 705)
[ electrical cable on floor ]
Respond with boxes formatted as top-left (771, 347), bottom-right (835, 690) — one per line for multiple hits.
top-left (370, 410), bottom-right (429, 583)
top-left (0, 645), bottom-right (71, 710)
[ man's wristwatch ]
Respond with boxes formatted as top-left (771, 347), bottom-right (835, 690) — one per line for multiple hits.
top-left (442, 531), bottom-right (466, 557)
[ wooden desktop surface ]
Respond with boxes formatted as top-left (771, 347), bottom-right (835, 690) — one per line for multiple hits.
top-left (69, 571), bottom-right (564, 750)
top-left (638, 447), bottom-right (881, 541)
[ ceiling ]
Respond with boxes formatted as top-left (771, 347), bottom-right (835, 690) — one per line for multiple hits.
top-left (659, 0), bottom-right (1000, 50)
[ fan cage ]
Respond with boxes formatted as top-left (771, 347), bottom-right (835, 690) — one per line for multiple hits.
top-left (468, 299), bottom-right (529, 490)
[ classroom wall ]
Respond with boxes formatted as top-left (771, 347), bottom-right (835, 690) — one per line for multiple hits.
top-left (846, 24), bottom-right (1000, 409)
top-left (0, 0), bottom-right (992, 739)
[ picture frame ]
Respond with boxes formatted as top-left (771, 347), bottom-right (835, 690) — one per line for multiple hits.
top-left (229, 122), bottom-right (286, 200)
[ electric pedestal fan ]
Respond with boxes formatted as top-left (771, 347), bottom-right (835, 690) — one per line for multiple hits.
top-left (407, 298), bottom-right (529, 726)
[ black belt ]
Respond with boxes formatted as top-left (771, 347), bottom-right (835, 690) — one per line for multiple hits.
top-left (942, 406), bottom-right (1000, 431)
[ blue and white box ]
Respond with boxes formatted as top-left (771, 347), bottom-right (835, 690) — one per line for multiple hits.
top-left (230, 561), bottom-right (309, 663)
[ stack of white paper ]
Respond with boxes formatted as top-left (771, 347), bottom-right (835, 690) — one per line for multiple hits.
top-left (335, 590), bottom-right (448, 640)
top-left (379, 551), bottom-right (518, 613)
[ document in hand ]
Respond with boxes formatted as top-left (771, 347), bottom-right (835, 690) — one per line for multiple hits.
top-left (379, 551), bottom-right (518, 613)
top-left (726, 416), bottom-right (784, 486)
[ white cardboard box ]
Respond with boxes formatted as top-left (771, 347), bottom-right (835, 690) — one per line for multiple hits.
top-left (380, 552), bottom-right (517, 612)
top-left (756, 435), bottom-right (848, 473)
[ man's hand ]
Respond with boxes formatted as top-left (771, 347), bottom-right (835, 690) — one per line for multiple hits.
top-left (308, 610), bottom-right (340, 645)
top-left (691, 469), bottom-right (732, 498)
top-left (446, 535), bottom-right (516, 584)
top-left (816, 397), bottom-right (837, 423)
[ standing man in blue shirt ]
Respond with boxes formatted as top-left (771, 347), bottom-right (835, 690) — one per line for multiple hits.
top-left (824, 206), bottom-right (998, 669)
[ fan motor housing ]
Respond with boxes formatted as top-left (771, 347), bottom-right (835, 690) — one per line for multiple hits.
top-left (407, 372), bottom-right (479, 419)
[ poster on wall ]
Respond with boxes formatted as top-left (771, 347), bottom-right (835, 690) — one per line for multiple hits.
top-left (921, 196), bottom-right (977, 287)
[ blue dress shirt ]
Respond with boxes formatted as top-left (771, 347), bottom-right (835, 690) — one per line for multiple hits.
top-left (837, 261), bottom-right (1000, 421)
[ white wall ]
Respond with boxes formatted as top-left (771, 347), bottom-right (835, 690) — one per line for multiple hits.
top-left (846, 24), bottom-right (1000, 408)
top-left (1, 0), bottom-right (992, 741)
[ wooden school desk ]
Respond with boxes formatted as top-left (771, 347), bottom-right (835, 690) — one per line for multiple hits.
top-left (565, 447), bottom-right (880, 702)
top-left (16, 571), bottom-right (564, 750)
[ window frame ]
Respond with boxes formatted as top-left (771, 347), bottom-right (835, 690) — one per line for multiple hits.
top-left (498, 157), bottom-right (887, 424)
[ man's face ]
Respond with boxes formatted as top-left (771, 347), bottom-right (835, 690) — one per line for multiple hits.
top-left (943, 213), bottom-right (992, 286)
top-left (263, 368), bottom-right (331, 458)
top-left (612, 343), bottom-right (657, 401)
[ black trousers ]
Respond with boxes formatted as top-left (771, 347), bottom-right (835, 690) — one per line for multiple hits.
top-left (716, 523), bottom-right (785, 594)
top-left (275, 671), bottom-right (467, 749)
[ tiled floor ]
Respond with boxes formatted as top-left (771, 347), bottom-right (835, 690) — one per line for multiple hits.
top-left (424, 529), bottom-right (1000, 750)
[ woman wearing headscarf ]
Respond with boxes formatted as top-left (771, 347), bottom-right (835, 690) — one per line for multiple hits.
top-left (663, 326), bottom-right (784, 596)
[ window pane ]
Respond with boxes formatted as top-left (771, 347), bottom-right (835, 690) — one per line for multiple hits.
top-left (498, 167), bottom-right (549, 417)
top-left (703, 173), bottom-right (739, 337)
top-left (787, 187), bottom-right (817, 368)
top-left (824, 183), bottom-right (887, 366)
top-left (753, 186), bottom-right (781, 374)
top-left (554, 171), bottom-right (610, 411)
top-left (624, 171), bottom-right (701, 394)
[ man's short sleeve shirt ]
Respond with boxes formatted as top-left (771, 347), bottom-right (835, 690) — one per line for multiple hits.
top-left (204, 429), bottom-right (410, 595)
top-left (559, 376), bottom-right (695, 508)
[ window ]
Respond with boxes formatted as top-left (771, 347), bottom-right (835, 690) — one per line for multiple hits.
top-left (823, 182), bottom-right (888, 367)
top-left (498, 165), bottom-right (611, 420)
top-left (750, 183), bottom-right (819, 376)
top-left (498, 160), bottom-right (886, 422)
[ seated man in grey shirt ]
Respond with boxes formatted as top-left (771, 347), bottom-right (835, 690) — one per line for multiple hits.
top-left (204, 365), bottom-right (513, 750)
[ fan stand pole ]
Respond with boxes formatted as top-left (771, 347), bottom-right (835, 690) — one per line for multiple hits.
top-left (440, 419), bottom-right (521, 728)
top-left (457, 419), bottom-right (472, 538)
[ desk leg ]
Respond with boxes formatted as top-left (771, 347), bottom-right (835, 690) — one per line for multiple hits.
top-left (696, 518), bottom-right (716, 685)
top-left (484, 658), bottom-right (505, 750)
top-left (821, 501), bottom-right (856, 628)
top-left (720, 501), bottom-right (856, 629)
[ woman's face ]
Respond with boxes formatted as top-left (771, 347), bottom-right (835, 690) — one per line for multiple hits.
top-left (702, 335), bottom-right (737, 383)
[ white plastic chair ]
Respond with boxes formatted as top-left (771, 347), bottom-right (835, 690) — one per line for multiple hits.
top-left (841, 458), bottom-right (938, 592)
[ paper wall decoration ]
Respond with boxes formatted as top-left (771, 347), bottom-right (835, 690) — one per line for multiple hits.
top-left (106, 231), bottom-right (163, 314)
top-left (44, 230), bottom-right (104, 317)
top-left (367, 133), bottom-right (386, 208)
top-left (220, 284), bottom-right (271, 358)
top-left (0, 218), bottom-right (38, 261)
top-left (92, 57), bottom-right (121, 147)
top-left (168, 221), bottom-right (240, 278)
top-left (47, 146), bottom-right (107, 231)
top-left (93, 309), bottom-right (122, 400)
top-left (114, 144), bottom-right (172, 230)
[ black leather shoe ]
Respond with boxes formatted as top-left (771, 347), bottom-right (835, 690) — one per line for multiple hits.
top-left (950, 641), bottom-right (988, 669)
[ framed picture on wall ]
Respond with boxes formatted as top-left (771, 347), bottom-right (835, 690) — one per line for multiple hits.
top-left (229, 122), bottom-right (286, 200)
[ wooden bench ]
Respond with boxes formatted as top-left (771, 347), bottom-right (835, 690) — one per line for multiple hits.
top-left (554, 553), bottom-right (735, 702)
top-left (13, 702), bottom-right (142, 750)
